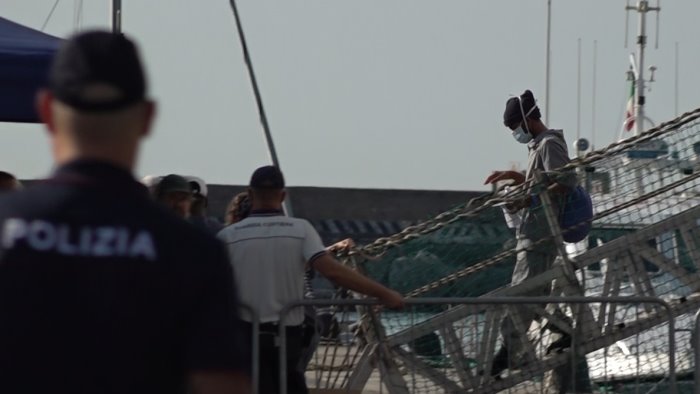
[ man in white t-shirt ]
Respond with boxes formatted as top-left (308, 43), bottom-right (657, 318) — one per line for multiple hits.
top-left (218, 165), bottom-right (403, 394)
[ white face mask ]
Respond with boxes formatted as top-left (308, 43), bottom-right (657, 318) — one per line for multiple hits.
top-left (512, 125), bottom-right (532, 144)
top-left (510, 97), bottom-right (538, 144)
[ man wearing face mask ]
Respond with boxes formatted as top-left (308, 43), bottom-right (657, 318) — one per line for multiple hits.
top-left (484, 90), bottom-right (590, 392)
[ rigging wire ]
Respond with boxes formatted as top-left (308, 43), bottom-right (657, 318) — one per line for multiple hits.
top-left (74, 0), bottom-right (84, 31)
top-left (41, 0), bottom-right (62, 32)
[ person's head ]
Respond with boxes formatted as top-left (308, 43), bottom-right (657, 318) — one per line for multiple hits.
top-left (140, 174), bottom-right (162, 195)
top-left (0, 171), bottom-right (21, 192)
top-left (225, 192), bottom-right (252, 225)
top-left (247, 166), bottom-right (285, 210)
top-left (154, 174), bottom-right (193, 219)
top-left (503, 90), bottom-right (547, 144)
top-left (186, 176), bottom-right (208, 217)
top-left (37, 31), bottom-right (156, 170)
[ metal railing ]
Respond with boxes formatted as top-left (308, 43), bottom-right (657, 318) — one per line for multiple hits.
top-left (238, 304), bottom-right (259, 394)
top-left (694, 309), bottom-right (700, 394)
top-left (275, 296), bottom-right (676, 394)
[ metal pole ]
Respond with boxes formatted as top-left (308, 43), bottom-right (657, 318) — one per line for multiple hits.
top-left (239, 304), bottom-right (260, 394)
top-left (577, 38), bottom-right (581, 142)
top-left (634, 0), bottom-right (647, 136)
top-left (675, 41), bottom-right (679, 117)
top-left (110, 0), bottom-right (121, 33)
top-left (694, 308), bottom-right (700, 394)
top-left (279, 321), bottom-right (287, 394)
top-left (591, 40), bottom-right (597, 149)
top-left (228, 0), bottom-right (293, 216)
top-left (545, 0), bottom-right (552, 125)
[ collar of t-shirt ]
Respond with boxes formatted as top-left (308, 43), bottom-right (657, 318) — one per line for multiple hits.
top-left (527, 129), bottom-right (559, 151)
top-left (50, 159), bottom-right (149, 197)
top-left (249, 209), bottom-right (284, 217)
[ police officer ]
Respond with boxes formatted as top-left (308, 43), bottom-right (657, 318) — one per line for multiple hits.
top-left (0, 31), bottom-right (249, 394)
top-left (219, 166), bottom-right (404, 394)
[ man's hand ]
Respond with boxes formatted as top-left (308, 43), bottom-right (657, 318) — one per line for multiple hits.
top-left (380, 289), bottom-right (405, 309)
top-left (314, 254), bottom-right (405, 309)
top-left (327, 238), bottom-right (355, 253)
top-left (484, 170), bottom-right (525, 185)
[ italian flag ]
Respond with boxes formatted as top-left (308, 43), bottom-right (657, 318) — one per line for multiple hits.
top-left (624, 81), bottom-right (635, 132)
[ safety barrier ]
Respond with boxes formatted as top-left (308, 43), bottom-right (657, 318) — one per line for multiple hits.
top-left (238, 304), bottom-right (259, 394)
top-left (275, 296), bottom-right (676, 394)
top-left (694, 309), bottom-right (700, 394)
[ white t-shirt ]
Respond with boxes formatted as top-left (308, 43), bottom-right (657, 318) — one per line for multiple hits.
top-left (217, 211), bottom-right (326, 326)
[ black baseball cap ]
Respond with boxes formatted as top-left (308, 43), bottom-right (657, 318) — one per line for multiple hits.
top-left (157, 174), bottom-right (192, 195)
top-left (503, 90), bottom-right (541, 128)
top-left (503, 97), bottom-right (524, 128)
top-left (249, 166), bottom-right (285, 189)
top-left (48, 30), bottom-right (147, 112)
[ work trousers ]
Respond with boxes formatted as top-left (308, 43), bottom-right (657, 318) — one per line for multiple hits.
top-left (242, 322), bottom-right (306, 394)
top-left (297, 307), bottom-right (321, 374)
top-left (500, 237), bottom-right (591, 393)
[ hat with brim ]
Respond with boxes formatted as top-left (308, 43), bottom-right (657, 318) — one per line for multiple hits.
top-left (158, 174), bottom-right (191, 194)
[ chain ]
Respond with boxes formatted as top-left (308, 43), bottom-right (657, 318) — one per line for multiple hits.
top-left (565, 107), bottom-right (700, 169)
top-left (405, 171), bottom-right (700, 297)
top-left (338, 106), bottom-right (700, 262)
top-left (335, 107), bottom-right (700, 296)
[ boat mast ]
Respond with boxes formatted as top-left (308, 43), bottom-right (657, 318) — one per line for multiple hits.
top-left (111, 0), bottom-right (122, 33)
top-left (544, 0), bottom-right (552, 125)
top-left (625, 0), bottom-right (660, 136)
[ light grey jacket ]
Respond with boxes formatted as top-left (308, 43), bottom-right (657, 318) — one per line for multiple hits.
top-left (519, 129), bottom-right (577, 240)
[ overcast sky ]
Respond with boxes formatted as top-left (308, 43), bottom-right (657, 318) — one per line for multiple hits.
top-left (3, 0), bottom-right (699, 191)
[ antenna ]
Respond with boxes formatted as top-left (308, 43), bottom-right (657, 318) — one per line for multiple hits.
top-left (624, 0), bottom-right (630, 48)
top-left (111, 0), bottom-right (122, 33)
top-left (675, 42), bottom-right (679, 116)
top-left (577, 38), bottom-right (582, 142)
top-left (624, 0), bottom-right (661, 136)
top-left (592, 40), bottom-right (597, 150)
top-left (655, 0), bottom-right (661, 49)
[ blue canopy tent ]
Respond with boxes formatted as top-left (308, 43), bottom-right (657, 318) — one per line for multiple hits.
top-left (0, 17), bottom-right (61, 123)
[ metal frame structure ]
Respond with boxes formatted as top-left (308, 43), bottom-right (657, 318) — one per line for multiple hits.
top-left (278, 297), bottom-right (676, 394)
top-left (694, 309), bottom-right (700, 394)
top-left (278, 168), bottom-right (700, 393)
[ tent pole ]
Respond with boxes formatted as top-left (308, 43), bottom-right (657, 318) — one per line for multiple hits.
top-left (228, 0), bottom-right (293, 217)
top-left (111, 0), bottom-right (121, 33)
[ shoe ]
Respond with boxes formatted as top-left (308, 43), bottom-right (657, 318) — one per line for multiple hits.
top-left (546, 333), bottom-right (572, 354)
top-left (489, 346), bottom-right (509, 377)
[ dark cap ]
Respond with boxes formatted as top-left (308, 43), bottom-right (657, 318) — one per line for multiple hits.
top-left (503, 90), bottom-right (541, 128)
top-left (157, 174), bottom-right (192, 196)
top-left (249, 166), bottom-right (285, 189)
top-left (48, 30), bottom-right (147, 112)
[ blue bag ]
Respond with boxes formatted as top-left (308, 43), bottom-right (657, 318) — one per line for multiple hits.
top-left (559, 185), bottom-right (593, 243)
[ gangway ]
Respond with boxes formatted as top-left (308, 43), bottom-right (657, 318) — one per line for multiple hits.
top-left (306, 108), bottom-right (700, 393)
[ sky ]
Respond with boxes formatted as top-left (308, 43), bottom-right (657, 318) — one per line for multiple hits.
top-left (2, 0), bottom-right (700, 191)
